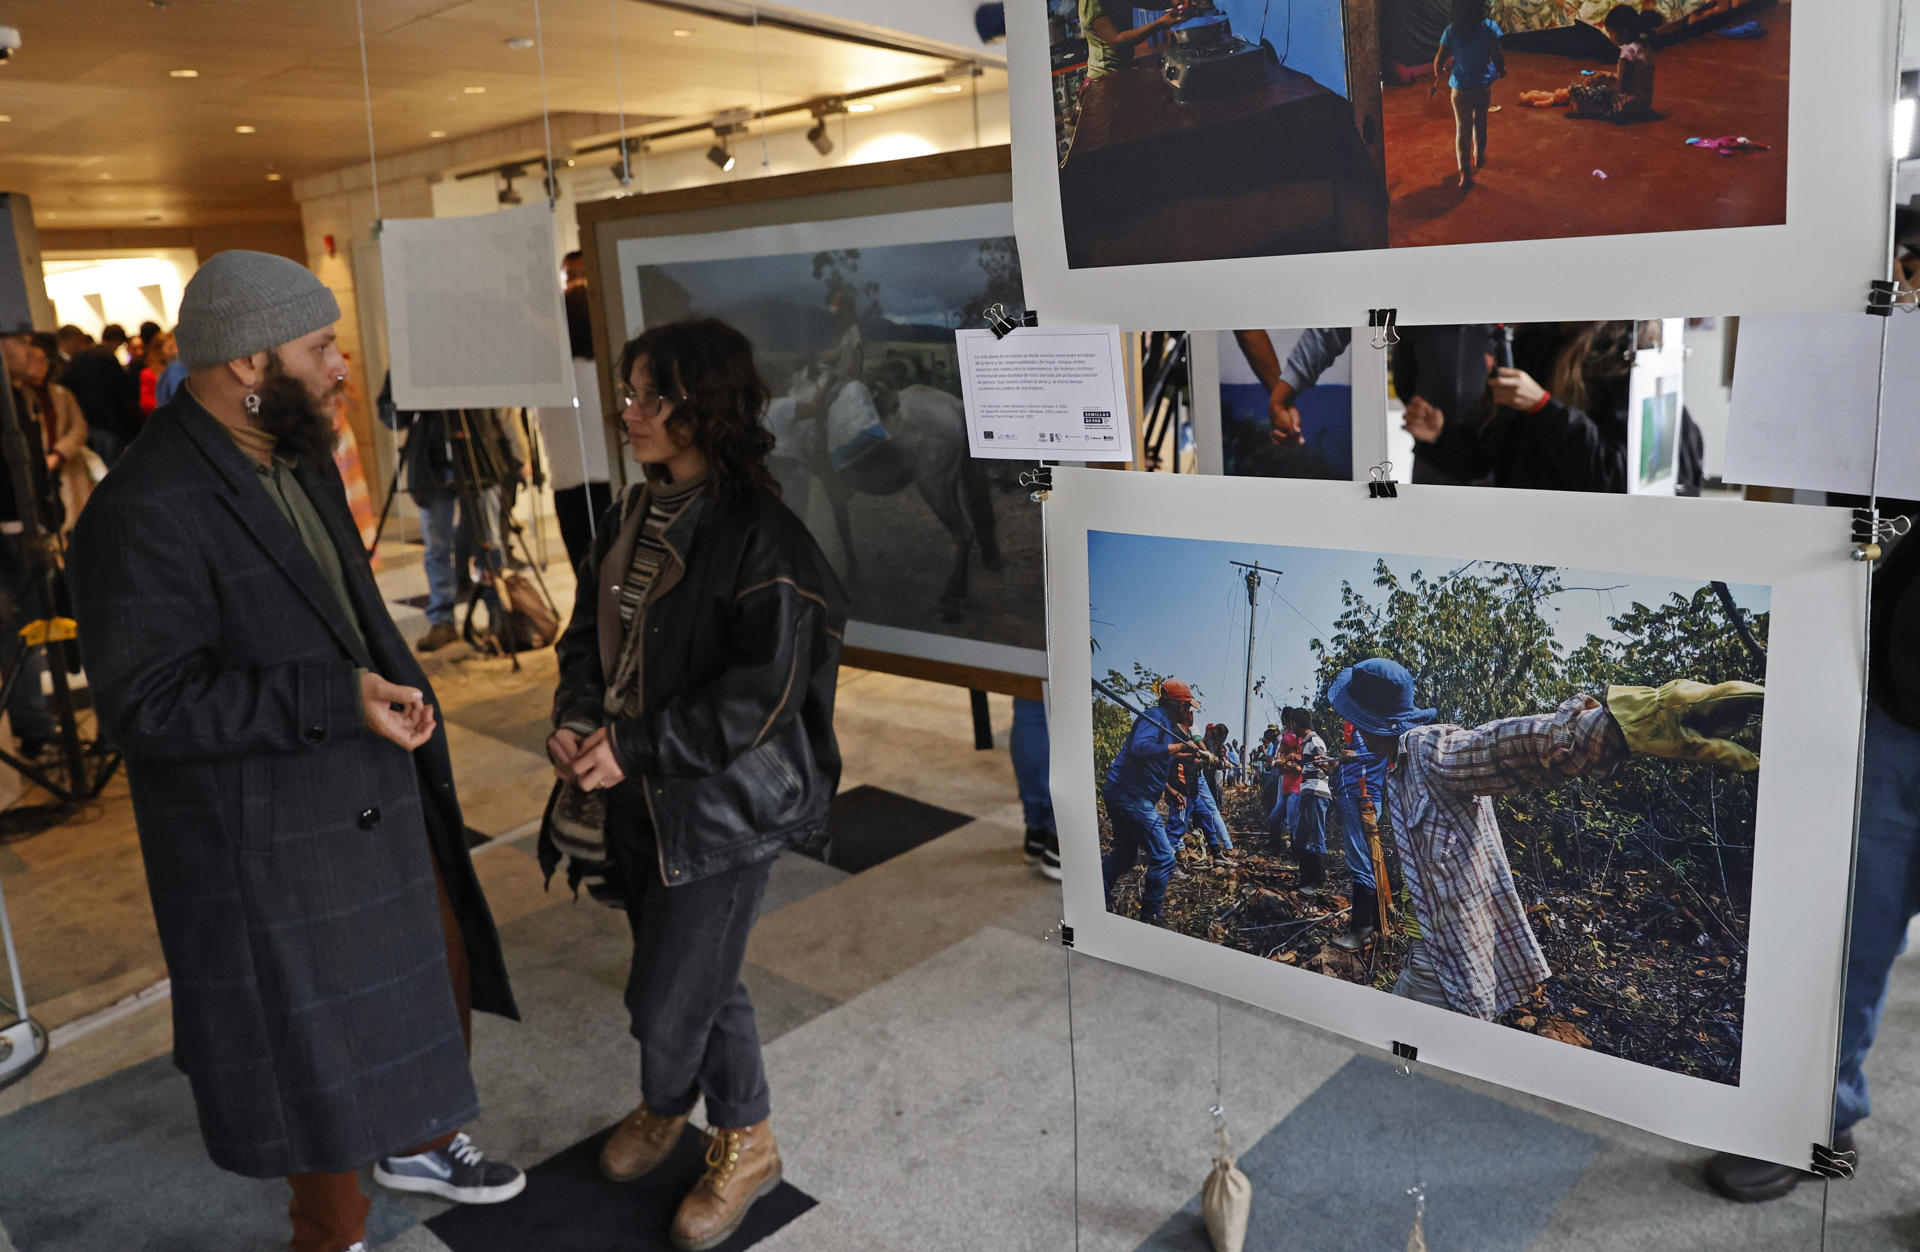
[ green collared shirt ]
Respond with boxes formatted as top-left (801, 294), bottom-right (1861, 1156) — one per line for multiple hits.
top-left (252, 454), bottom-right (366, 652)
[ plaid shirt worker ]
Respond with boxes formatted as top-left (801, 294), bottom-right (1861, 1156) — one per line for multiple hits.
top-left (1388, 696), bottom-right (1627, 1020)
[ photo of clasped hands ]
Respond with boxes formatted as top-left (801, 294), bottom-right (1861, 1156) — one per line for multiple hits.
top-left (1402, 365), bottom-right (1550, 445)
top-left (547, 723), bottom-right (628, 792)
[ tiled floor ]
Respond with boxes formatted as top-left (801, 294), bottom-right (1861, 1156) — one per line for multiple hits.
top-left (3, 531), bottom-right (1919, 1249)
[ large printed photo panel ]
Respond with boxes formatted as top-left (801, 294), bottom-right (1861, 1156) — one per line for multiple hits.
top-left (1046, 469), bottom-right (1863, 1166)
top-left (1013, 1), bottom-right (1893, 328)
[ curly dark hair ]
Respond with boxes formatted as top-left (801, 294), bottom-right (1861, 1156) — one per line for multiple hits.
top-left (616, 317), bottom-right (780, 501)
top-left (1450, 0), bottom-right (1487, 28)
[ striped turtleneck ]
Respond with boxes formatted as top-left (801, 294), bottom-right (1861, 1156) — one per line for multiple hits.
top-left (616, 469), bottom-right (707, 632)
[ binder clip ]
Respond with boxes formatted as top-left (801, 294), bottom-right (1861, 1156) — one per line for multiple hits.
top-left (1810, 1140), bottom-right (1858, 1180)
top-left (1368, 307), bottom-right (1400, 349)
top-left (1019, 464), bottom-right (1054, 503)
top-left (984, 303), bottom-right (1038, 340)
top-left (1057, 922), bottom-right (1075, 949)
top-left (1391, 1039), bottom-right (1418, 1076)
top-left (1852, 508), bottom-right (1912, 562)
top-left (1368, 462), bottom-right (1399, 499)
top-left (1868, 279), bottom-right (1917, 317)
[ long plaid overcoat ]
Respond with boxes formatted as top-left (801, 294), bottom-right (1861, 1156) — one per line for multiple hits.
top-left (67, 395), bottom-right (517, 1178)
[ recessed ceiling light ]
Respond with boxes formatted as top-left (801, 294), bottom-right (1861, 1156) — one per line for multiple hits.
top-left (565, 158), bottom-right (576, 167)
top-left (430, 129), bottom-right (448, 139)
top-left (505, 36), bottom-right (536, 50)
top-left (169, 68), bottom-right (199, 78)
top-left (234, 124), bottom-right (256, 134)
top-left (671, 28), bottom-right (696, 37)
top-left (847, 102), bottom-right (875, 113)
top-left (931, 83), bottom-right (964, 95)
top-left (265, 173), bottom-right (282, 182)
top-left (463, 85), bottom-right (487, 94)
top-left (0, 116), bottom-right (12, 124)
top-left (96, 173), bottom-right (112, 180)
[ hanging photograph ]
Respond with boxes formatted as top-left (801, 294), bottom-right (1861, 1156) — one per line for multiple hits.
top-left (1218, 328), bottom-right (1355, 480)
top-left (584, 150), bottom-right (1045, 689)
top-left (1046, 469), bottom-right (1863, 1165)
top-left (1010, 1), bottom-right (1891, 328)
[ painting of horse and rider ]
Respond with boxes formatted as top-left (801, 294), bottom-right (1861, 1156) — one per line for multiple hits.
top-left (631, 233), bottom-right (1045, 655)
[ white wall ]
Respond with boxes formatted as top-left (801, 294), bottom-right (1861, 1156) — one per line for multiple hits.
top-left (1683, 318), bottom-right (1735, 482)
top-left (42, 250), bottom-right (198, 337)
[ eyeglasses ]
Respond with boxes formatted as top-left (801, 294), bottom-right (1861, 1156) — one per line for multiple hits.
top-left (620, 384), bottom-right (676, 418)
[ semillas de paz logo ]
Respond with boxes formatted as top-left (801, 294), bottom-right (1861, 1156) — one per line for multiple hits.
top-left (1083, 410), bottom-right (1112, 426)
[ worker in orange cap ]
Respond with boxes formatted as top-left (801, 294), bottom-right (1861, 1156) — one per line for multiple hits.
top-left (1102, 678), bottom-right (1210, 924)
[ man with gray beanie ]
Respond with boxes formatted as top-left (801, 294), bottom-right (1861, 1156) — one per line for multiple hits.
top-left (67, 251), bottom-right (525, 1252)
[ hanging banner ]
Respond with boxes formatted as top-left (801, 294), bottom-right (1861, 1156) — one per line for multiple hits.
top-left (1047, 468), bottom-right (1862, 1167)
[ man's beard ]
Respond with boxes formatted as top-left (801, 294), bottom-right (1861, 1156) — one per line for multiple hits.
top-left (256, 356), bottom-right (341, 466)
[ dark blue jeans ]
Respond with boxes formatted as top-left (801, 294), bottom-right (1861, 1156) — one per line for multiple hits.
top-left (1103, 789), bottom-right (1174, 920)
top-left (1333, 790), bottom-right (1375, 889)
top-left (611, 807), bottom-right (773, 1129)
top-left (1834, 703), bottom-right (1920, 1134)
top-left (1010, 696), bottom-right (1054, 835)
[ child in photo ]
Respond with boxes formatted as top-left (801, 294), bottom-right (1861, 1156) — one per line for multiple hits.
top-left (1431, 0), bottom-right (1507, 188)
top-left (1570, 3), bottom-right (1661, 122)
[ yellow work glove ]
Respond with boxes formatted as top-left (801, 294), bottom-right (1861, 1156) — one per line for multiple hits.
top-left (1605, 680), bottom-right (1765, 771)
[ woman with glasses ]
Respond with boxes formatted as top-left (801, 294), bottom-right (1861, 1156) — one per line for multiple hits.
top-left (542, 318), bottom-right (848, 1251)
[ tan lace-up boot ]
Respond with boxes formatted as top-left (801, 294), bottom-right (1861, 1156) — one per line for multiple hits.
top-left (670, 1120), bottom-right (782, 1251)
top-left (599, 1104), bottom-right (690, 1182)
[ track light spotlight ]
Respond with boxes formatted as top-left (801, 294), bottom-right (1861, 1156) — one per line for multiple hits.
top-left (807, 117), bottom-right (834, 157)
top-left (707, 142), bottom-right (735, 172)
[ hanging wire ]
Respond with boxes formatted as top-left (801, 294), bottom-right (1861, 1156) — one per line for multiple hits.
top-left (1821, 4), bottom-right (1911, 1245)
top-left (352, 0), bottom-right (411, 569)
top-left (609, 0), bottom-right (632, 187)
top-left (532, 0), bottom-right (559, 207)
top-left (750, 4), bottom-right (774, 174)
top-left (1064, 937), bottom-right (1083, 1252)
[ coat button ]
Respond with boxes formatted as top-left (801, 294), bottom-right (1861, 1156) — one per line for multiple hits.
top-left (304, 726), bottom-right (326, 744)
top-left (359, 807), bottom-right (381, 830)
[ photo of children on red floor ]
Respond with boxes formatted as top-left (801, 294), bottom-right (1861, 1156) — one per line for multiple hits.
top-left (1047, 0), bottom-right (1787, 266)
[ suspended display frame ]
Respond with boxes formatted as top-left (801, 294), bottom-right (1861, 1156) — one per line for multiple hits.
top-left (1045, 467), bottom-right (1867, 1169)
top-left (578, 147), bottom-right (1044, 698)
top-left (1008, 0), bottom-right (1898, 330)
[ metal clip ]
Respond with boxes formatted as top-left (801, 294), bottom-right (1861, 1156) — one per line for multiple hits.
top-left (1868, 279), bottom-right (1918, 317)
top-left (1058, 921), bottom-right (1075, 949)
top-left (1852, 508), bottom-right (1912, 561)
top-left (1369, 307), bottom-right (1400, 349)
top-left (1811, 1141), bottom-right (1858, 1180)
top-left (1369, 461), bottom-right (1399, 499)
top-left (1019, 464), bottom-right (1054, 503)
top-left (983, 303), bottom-right (1038, 340)
top-left (1391, 1039), bottom-right (1418, 1074)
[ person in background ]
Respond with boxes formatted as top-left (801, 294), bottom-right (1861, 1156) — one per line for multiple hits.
top-left (1012, 695), bottom-right (1060, 880)
top-left (56, 325), bottom-right (93, 362)
top-left (1431, 0), bottom-right (1506, 189)
top-left (66, 323), bottom-right (141, 466)
top-left (137, 330), bottom-right (176, 418)
top-left (153, 332), bottom-right (189, 410)
top-left (1569, 3), bottom-right (1660, 121)
top-left (1079, 0), bottom-right (1189, 80)
top-left (1286, 707), bottom-right (1334, 893)
top-left (1102, 679), bottom-right (1207, 926)
top-left (68, 252), bottom-right (525, 1252)
top-left (0, 332), bottom-right (61, 759)
top-left (1268, 708), bottom-right (1306, 856)
top-left (544, 317), bottom-right (847, 1251)
top-left (1331, 719), bottom-right (1392, 951)
top-left (126, 319), bottom-right (162, 376)
top-left (1704, 528), bottom-right (1920, 1200)
top-left (20, 334), bottom-right (92, 535)
top-left (534, 256), bottom-right (614, 575)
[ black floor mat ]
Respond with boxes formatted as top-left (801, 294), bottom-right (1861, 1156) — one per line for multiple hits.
top-left (807, 784), bottom-right (973, 874)
top-left (426, 1123), bottom-right (814, 1252)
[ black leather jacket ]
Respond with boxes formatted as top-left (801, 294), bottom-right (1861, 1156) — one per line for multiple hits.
top-left (550, 481), bottom-right (848, 886)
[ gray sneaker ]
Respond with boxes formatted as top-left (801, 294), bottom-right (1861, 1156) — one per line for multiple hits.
top-left (373, 1131), bottom-right (526, 1204)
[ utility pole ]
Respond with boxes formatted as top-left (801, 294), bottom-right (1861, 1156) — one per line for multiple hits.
top-left (1229, 561), bottom-right (1283, 770)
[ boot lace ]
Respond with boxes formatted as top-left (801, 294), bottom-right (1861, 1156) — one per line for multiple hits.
top-left (702, 1128), bottom-right (743, 1188)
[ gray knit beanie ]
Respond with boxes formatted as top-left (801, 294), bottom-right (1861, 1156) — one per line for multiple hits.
top-left (174, 250), bottom-right (341, 370)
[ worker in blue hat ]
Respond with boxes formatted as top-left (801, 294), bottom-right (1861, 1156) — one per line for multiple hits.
top-left (1103, 678), bottom-right (1211, 924)
top-left (1329, 656), bottom-right (1764, 1020)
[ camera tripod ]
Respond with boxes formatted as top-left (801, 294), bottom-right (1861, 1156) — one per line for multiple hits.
top-left (0, 359), bottom-right (121, 828)
top-left (369, 404), bottom-right (558, 671)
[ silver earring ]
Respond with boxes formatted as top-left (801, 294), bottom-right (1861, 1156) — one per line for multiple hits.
top-left (244, 391), bottom-right (262, 417)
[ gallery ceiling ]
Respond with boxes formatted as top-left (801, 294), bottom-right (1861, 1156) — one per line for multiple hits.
top-left (0, 0), bottom-right (980, 229)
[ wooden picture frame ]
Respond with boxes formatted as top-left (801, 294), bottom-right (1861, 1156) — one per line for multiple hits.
top-left (577, 146), bottom-right (1044, 701)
